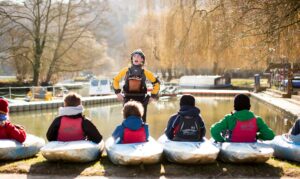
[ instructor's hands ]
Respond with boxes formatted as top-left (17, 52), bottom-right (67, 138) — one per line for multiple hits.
top-left (116, 93), bottom-right (124, 102)
top-left (148, 97), bottom-right (156, 103)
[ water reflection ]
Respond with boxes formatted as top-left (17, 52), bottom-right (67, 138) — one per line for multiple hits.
top-left (9, 97), bottom-right (296, 141)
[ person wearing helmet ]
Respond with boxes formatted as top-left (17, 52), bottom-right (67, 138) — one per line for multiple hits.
top-left (112, 49), bottom-right (160, 122)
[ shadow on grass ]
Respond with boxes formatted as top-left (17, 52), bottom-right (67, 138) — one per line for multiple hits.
top-left (98, 153), bottom-right (285, 178)
top-left (100, 156), bottom-right (162, 178)
top-left (27, 158), bottom-right (99, 178)
top-left (162, 160), bottom-right (284, 178)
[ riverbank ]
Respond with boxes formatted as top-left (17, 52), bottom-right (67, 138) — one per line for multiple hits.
top-left (0, 153), bottom-right (299, 178)
top-left (251, 92), bottom-right (300, 119)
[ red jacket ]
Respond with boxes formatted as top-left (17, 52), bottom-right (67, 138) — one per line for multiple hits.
top-left (0, 121), bottom-right (26, 143)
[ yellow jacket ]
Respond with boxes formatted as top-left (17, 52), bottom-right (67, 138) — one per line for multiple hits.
top-left (113, 67), bottom-right (160, 97)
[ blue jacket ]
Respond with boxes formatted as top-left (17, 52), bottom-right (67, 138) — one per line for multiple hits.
top-left (290, 118), bottom-right (300, 143)
top-left (165, 105), bottom-right (206, 140)
top-left (112, 115), bottom-right (149, 143)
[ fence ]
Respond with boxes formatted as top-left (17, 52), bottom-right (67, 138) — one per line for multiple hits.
top-left (0, 86), bottom-right (69, 100)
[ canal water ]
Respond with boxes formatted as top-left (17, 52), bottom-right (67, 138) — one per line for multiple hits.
top-left (9, 96), bottom-right (295, 141)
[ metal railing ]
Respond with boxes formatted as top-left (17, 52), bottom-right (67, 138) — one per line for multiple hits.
top-left (0, 86), bottom-right (68, 100)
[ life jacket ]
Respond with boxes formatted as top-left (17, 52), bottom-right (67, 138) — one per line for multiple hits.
top-left (173, 115), bottom-right (202, 141)
top-left (230, 117), bottom-right (258, 142)
top-left (123, 66), bottom-right (146, 93)
top-left (122, 126), bottom-right (146, 144)
top-left (57, 116), bottom-right (85, 142)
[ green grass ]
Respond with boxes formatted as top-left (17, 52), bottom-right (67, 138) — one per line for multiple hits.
top-left (0, 154), bottom-right (299, 177)
top-left (0, 78), bottom-right (18, 84)
top-left (231, 78), bottom-right (269, 88)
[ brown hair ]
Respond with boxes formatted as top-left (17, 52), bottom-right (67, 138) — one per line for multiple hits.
top-left (64, 92), bottom-right (82, 107)
top-left (122, 100), bottom-right (144, 119)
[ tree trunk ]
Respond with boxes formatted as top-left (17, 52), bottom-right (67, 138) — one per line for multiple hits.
top-left (32, 46), bottom-right (42, 86)
top-left (213, 61), bottom-right (218, 75)
top-left (167, 68), bottom-right (172, 81)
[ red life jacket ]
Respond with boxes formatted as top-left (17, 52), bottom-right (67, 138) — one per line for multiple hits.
top-left (122, 126), bottom-right (146, 144)
top-left (57, 116), bottom-right (85, 142)
top-left (231, 117), bottom-right (258, 142)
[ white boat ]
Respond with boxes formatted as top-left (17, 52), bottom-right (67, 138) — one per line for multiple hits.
top-left (41, 140), bottom-right (104, 162)
top-left (179, 75), bottom-right (231, 89)
top-left (268, 135), bottom-right (300, 162)
top-left (0, 134), bottom-right (45, 160)
top-left (212, 140), bottom-right (274, 163)
top-left (89, 78), bottom-right (114, 96)
top-left (105, 137), bottom-right (163, 165)
top-left (158, 134), bottom-right (219, 164)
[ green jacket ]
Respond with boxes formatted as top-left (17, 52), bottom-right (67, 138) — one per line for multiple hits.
top-left (210, 110), bottom-right (275, 142)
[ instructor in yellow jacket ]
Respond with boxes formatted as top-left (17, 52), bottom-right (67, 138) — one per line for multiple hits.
top-left (113, 49), bottom-right (160, 122)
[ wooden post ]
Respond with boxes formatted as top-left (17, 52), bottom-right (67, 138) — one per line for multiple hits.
top-left (286, 66), bottom-right (293, 98)
top-left (9, 87), bottom-right (11, 99)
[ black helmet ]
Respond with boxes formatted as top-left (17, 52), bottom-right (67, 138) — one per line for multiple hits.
top-left (131, 49), bottom-right (145, 64)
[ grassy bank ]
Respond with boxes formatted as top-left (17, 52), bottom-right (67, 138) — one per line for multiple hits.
top-left (231, 78), bottom-right (269, 88)
top-left (0, 154), bottom-right (299, 177)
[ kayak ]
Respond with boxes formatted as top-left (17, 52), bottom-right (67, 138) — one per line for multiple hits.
top-left (41, 140), bottom-right (104, 162)
top-left (158, 134), bottom-right (219, 164)
top-left (212, 140), bottom-right (274, 163)
top-left (105, 137), bottom-right (163, 165)
top-left (269, 135), bottom-right (300, 162)
top-left (0, 134), bottom-right (45, 160)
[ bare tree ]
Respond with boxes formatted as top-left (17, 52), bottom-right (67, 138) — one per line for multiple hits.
top-left (43, 0), bottom-right (109, 84)
top-left (0, 0), bottom-right (109, 85)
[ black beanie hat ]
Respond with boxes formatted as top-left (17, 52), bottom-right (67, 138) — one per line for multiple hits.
top-left (180, 95), bottom-right (195, 106)
top-left (234, 94), bottom-right (251, 111)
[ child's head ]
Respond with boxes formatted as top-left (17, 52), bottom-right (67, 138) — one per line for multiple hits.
top-left (122, 100), bottom-right (144, 119)
top-left (234, 94), bottom-right (251, 111)
top-left (64, 93), bottom-right (82, 107)
top-left (131, 49), bottom-right (145, 66)
top-left (0, 98), bottom-right (9, 123)
top-left (180, 95), bottom-right (195, 107)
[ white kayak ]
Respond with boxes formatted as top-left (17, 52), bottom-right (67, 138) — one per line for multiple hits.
top-left (269, 135), bottom-right (300, 162)
top-left (105, 137), bottom-right (163, 165)
top-left (0, 134), bottom-right (45, 160)
top-left (41, 140), bottom-right (104, 162)
top-left (212, 140), bottom-right (274, 163)
top-left (158, 134), bottom-right (220, 164)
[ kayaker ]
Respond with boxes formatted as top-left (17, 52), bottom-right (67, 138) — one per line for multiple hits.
top-left (288, 118), bottom-right (300, 143)
top-left (0, 97), bottom-right (26, 143)
top-left (210, 94), bottom-right (275, 142)
top-left (112, 100), bottom-right (149, 144)
top-left (46, 92), bottom-right (102, 143)
top-left (165, 94), bottom-right (206, 141)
